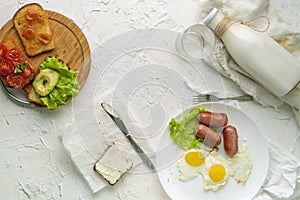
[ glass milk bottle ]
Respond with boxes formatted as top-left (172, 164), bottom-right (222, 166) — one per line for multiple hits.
top-left (203, 8), bottom-right (300, 97)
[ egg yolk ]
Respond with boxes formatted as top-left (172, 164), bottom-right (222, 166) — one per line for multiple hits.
top-left (185, 151), bottom-right (205, 166)
top-left (208, 164), bottom-right (226, 182)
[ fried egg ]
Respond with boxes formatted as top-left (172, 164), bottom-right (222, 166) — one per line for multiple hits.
top-left (228, 143), bottom-right (252, 184)
top-left (176, 143), bottom-right (252, 191)
top-left (177, 149), bottom-right (206, 181)
top-left (199, 150), bottom-right (230, 191)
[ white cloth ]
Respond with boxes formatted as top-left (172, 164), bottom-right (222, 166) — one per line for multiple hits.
top-left (254, 142), bottom-right (300, 200)
top-left (61, 100), bottom-right (155, 193)
top-left (198, 0), bottom-right (300, 199)
top-left (61, 124), bottom-right (107, 193)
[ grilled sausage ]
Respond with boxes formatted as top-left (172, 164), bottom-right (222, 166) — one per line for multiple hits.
top-left (195, 124), bottom-right (221, 147)
top-left (223, 125), bottom-right (238, 156)
top-left (198, 112), bottom-right (228, 127)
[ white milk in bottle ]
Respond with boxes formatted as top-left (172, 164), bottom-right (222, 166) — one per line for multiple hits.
top-left (203, 8), bottom-right (300, 97)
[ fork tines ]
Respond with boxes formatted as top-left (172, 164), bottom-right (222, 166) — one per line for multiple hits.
top-left (192, 94), bottom-right (212, 104)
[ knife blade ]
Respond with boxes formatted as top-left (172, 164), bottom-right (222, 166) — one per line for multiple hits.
top-left (101, 102), bottom-right (156, 171)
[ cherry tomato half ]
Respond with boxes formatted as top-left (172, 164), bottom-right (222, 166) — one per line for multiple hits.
top-left (19, 62), bottom-right (33, 78)
top-left (7, 74), bottom-right (26, 89)
top-left (0, 59), bottom-right (15, 75)
top-left (23, 26), bottom-right (35, 40)
top-left (5, 47), bottom-right (21, 62)
top-left (26, 9), bottom-right (39, 21)
top-left (0, 44), bottom-right (8, 58)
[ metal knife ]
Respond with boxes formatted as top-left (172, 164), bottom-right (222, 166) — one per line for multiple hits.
top-left (101, 102), bottom-right (156, 171)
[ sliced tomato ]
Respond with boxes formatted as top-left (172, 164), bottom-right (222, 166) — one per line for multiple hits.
top-left (6, 74), bottom-right (26, 89)
top-left (39, 33), bottom-right (52, 44)
top-left (0, 44), bottom-right (8, 58)
top-left (5, 47), bottom-right (21, 62)
top-left (26, 9), bottom-right (39, 21)
top-left (0, 59), bottom-right (15, 75)
top-left (23, 26), bottom-right (35, 40)
top-left (19, 62), bottom-right (33, 78)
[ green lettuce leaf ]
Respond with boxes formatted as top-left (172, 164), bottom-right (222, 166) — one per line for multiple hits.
top-left (39, 57), bottom-right (79, 109)
top-left (169, 106), bottom-right (207, 149)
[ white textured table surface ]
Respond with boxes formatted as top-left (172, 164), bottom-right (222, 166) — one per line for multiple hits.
top-left (0, 0), bottom-right (300, 200)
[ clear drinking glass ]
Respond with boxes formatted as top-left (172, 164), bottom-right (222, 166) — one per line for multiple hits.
top-left (175, 24), bottom-right (216, 60)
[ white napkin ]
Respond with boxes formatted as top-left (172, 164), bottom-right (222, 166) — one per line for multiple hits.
top-left (254, 142), bottom-right (300, 200)
top-left (61, 124), bottom-right (107, 193)
top-left (61, 100), bottom-right (155, 193)
top-left (198, 0), bottom-right (300, 199)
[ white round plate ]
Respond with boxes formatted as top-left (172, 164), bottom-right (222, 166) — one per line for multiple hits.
top-left (156, 102), bottom-right (269, 200)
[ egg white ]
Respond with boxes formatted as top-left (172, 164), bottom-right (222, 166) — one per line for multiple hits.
top-left (199, 150), bottom-right (230, 191)
top-left (177, 149), bottom-right (206, 182)
top-left (227, 143), bottom-right (252, 184)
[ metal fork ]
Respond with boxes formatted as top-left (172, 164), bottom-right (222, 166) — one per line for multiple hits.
top-left (0, 79), bottom-right (36, 106)
top-left (193, 93), bottom-right (253, 104)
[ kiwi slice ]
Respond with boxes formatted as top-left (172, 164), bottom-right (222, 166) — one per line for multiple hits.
top-left (33, 68), bottom-right (59, 96)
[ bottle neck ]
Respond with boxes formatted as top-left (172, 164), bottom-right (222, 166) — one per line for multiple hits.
top-left (206, 11), bottom-right (225, 31)
top-left (203, 9), bottom-right (228, 38)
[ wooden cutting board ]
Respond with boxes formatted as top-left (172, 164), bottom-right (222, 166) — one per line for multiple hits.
top-left (0, 10), bottom-right (91, 88)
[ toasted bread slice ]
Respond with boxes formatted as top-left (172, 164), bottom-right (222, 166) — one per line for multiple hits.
top-left (13, 3), bottom-right (55, 56)
top-left (0, 38), bottom-right (39, 85)
top-left (24, 84), bottom-right (44, 106)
